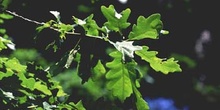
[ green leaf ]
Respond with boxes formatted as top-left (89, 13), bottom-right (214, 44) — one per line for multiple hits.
top-left (69, 100), bottom-right (86, 110)
top-left (17, 96), bottom-right (28, 104)
top-left (0, 28), bottom-right (6, 34)
top-left (105, 51), bottom-right (133, 102)
top-left (49, 80), bottom-right (67, 97)
top-left (136, 96), bottom-right (149, 110)
top-left (0, 71), bottom-right (14, 80)
top-left (92, 60), bottom-right (106, 81)
top-left (133, 87), bottom-right (149, 110)
top-left (10, 49), bottom-right (40, 64)
top-left (58, 23), bottom-right (74, 39)
top-left (34, 81), bottom-right (52, 95)
top-left (83, 78), bottom-right (104, 100)
top-left (0, 39), bottom-right (7, 51)
top-left (73, 14), bottom-right (101, 36)
top-left (80, 14), bottom-right (100, 36)
top-left (17, 72), bottom-right (36, 90)
top-left (23, 78), bottom-right (36, 90)
top-left (0, 13), bottom-right (14, 19)
top-left (101, 5), bottom-right (131, 32)
top-left (135, 46), bottom-right (182, 74)
top-left (0, 58), bottom-right (13, 79)
top-left (59, 23), bottom-right (73, 32)
top-left (75, 100), bottom-right (86, 110)
top-left (0, 19), bottom-right (4, 24)
top-left (128, 13), bottom-right (163, 40)
top-left (36, 20), bottom-right (53, 33)
top-left (84, 14), bottom-right (100, 36)
top-left (4, 58), bottom-right (27, 73)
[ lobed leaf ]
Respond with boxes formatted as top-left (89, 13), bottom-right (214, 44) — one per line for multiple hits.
top-left (128, 13), bottom-right (163, 40)
top-left (101, 5), bottom-right (131, 32)
top-left (105, 51), bottom-right (133, 102)
top-left (135, 46), bottom-right (182, 74)
top-left (73, 14), bottom-right (101, 37)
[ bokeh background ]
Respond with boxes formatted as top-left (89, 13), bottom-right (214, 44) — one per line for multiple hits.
top-left (1, 0), bottom-right (219, 109)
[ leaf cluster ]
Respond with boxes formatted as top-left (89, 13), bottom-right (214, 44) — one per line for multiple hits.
top-left (0, 4), bottom-right (182, 110)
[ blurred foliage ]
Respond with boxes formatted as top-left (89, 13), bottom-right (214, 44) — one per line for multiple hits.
top-left (171, 53), bottom-right (196, 69)
top-left (9, 48), bottom-right (49, 68)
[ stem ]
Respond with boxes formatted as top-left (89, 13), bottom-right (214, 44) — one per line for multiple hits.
top-left (5, 10), bottom-right (114, 44)
top-left (73, 38), bottom-right (81, 50)
top-left (5, 10), bottom-right (44, 25)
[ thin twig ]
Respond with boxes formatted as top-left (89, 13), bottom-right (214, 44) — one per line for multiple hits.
top-left (5, 10), bottom-right (81, 36)
top-left (5, 10), bottom-right (45, 25)
top-left (5, 10), bottom-right (108, 39)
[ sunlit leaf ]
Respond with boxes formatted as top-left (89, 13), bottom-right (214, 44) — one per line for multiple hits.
top-left (101, 5), bottom-right (131, 32)
top-left (0, 36), bottom-right (16, 51)
top-left (59, 23), bottom-right (73, 32)
top-left (128, 13), bottom-right (163, 40)
top-left (0, 39), bottom-right (7, 51)
top-left (4, 58), bottom-right (27, 73)
top-left (0, 70), bottom-right (14, 80)
top-left (49, 80), bottom-right (67, 97)
top-left (133, 87), bottom-right (150, 110)
top-left (58, 23), bottom-right (74, 39)
top-left (135, 46), bottom-right (182, 74)
top-left (73, 14), bottom-right (100, 36)
top-left (18, 72), bottom-right (36, 90)
top-left (36, 21), bottom-right (53, 33)
top-left (34, 82), bottom-right (52, 95)
top-left (105, 51), bottom-right (133, 102)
